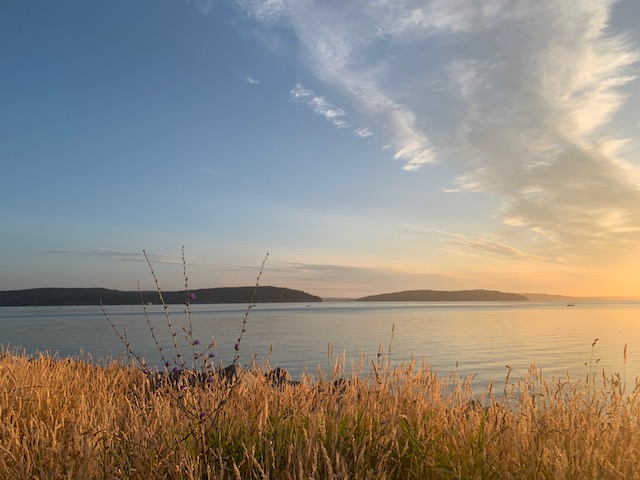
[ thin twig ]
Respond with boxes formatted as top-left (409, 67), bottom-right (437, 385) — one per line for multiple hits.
top-left (181, 246), bottom-right (199, 370)
top-left (203, 253), bottom-right (269, 428)
top-left (232, 252), bottom-right (269, 367)
top-left (99, 300), bottom-right (148, 373)
top-left (144, 249), bottom-right (185, 369)
top-left (138, 281), bottom-right (170, 369)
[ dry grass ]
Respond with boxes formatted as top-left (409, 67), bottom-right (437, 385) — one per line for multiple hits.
top-left (2, 349), bottom-right (640, 479)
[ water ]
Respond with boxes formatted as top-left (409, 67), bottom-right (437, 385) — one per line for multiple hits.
top-left (1, 301), bottom-right (639, 391)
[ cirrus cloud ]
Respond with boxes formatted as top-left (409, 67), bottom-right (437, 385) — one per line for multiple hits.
top-left (200, 0), bottom-right (640, 261)
top-left (241, 0), bottom-right (638, 256)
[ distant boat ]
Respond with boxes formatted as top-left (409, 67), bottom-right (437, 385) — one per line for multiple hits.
top-left (566, 304), bottom-right (575, 307)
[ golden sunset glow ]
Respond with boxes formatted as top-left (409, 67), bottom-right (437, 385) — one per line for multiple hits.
top-left (1, 0), bottom-right (639, 300)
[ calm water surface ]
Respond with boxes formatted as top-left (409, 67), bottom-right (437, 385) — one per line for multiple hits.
top-left (2, 301), bottom-right (639, 391)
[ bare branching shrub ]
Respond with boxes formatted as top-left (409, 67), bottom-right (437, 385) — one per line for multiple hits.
top-left (99, 248), bottom-right (268, 476)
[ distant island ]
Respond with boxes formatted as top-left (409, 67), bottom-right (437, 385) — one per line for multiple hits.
top-left (358, 289), bottom-right (529, 302)
top-left (521, 293), bottom-right (636, 302)
top-left (0, 286), bottom-right (322, 307)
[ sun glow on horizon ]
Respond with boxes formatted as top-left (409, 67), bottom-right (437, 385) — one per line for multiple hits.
top-left (1, 0), bottom-right (640, 298)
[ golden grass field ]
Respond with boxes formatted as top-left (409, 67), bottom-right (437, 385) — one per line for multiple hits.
top-left (2, 348), bottom-right (640, 479)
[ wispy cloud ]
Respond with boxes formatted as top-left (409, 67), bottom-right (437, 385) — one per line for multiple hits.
top-left (290, 83), bottom-right (376, 138)
top-left (354, 127), bottom-right (373, 138)
top-left (238, 0), bottom-right (438, 170)
top-left (234, 0), bottom-right (640, 258)
top-left (437, 230), bottom-right (548, 263)
top-left (289, 83), bottom-right (350, 129)
top-left (443, 2), bottom-right (640, 257)
top-left (243, 75), bottom-right (260, 85)
top-left (265, 262), bottom-right (468, 297)
top-left (50, 249), bottom-right (183, 264)
top-left (396, 222), bottom-right (545, 262)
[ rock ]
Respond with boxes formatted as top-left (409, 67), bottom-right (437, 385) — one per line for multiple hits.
top-left (265, 367), bottom-right (292, 387)
top-left (219, 363), bottom-right (242, 383)
top-left (316, 378), bottom-right (352, 395)
top-left (145, 369), bottom-right (215, 391)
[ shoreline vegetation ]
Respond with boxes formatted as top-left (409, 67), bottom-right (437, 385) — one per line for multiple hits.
top-left (0, 286), bottom-right (322, 307)
top-left (2, 347), bottom-right (639, 479)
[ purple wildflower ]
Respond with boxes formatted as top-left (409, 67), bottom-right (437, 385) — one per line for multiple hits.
top-left (208, 352), bottom-right (216, 358)
top-left (200, 412), bottom-right (205, 419)
top-left (193, 339), bottom-right (201, 346)
top-left (234, 343), bottom-right (240, 351)
top-left (206, 376), bottom-right (215, 383)
top-left (377, 352), bottom-right (382, 358)
top-left (380, 419), bottom-right (388, 426)
top-left (180, 384), bottom-right (187, 390)
top-left (172, 366), bottom-right (181, 373)
top-left (188, 292), bottom-right (197, 301)
top-left (165, 361), bottom-right (171, 368)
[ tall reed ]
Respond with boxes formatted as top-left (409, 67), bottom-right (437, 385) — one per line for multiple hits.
top-left (2, 348), bottom-right (639, 479)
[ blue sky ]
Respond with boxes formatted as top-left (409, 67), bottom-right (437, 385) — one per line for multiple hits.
top-left (2, 0), bottom-right (640, 298)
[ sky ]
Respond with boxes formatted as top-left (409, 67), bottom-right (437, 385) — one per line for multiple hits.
top-left (1, 0), bottom-right (640, 299)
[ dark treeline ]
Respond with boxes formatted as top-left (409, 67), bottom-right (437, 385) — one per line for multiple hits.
top-left (358, 289), bottom-right (529, 302)
top-left (0, 286), bottom-right (322, 306)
